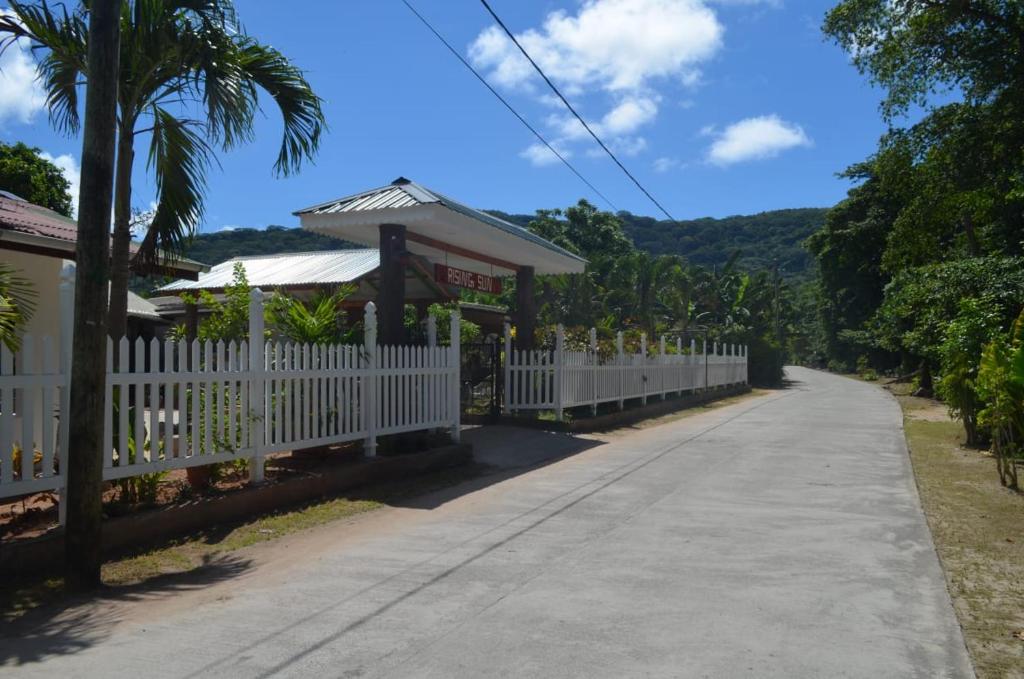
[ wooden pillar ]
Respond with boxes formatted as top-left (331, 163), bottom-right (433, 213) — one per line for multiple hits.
top-left (184, 299), bottom-right (198, 371)
top-left (184, 300), bottom-right (198, 342)
top-left (515, 265), bottom-right (535, 350)
top-left (378, 223), bottom-right (407, 346)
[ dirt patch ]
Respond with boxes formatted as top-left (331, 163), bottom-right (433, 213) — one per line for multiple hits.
top-left (889, 386), bottom-right (1024, 678)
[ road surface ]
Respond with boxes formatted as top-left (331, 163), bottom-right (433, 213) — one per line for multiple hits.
top-left (2, 367), bottom-right (972, 678)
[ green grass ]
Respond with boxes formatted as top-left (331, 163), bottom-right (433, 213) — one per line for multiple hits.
top-left (894, 390), bottom-right (1024, 678)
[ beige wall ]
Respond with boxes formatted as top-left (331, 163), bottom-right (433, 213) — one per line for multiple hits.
top-left (1, 249), bottom-right (67, 348)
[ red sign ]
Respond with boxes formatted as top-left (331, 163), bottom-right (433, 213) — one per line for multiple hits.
top-left (434, 264), bottom-right (503, 294)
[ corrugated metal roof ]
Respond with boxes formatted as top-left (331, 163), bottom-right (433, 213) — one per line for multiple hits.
top-left (157, 249), bottom-right (380, 292)
top-left (0, 194), bottom-right (209, 273)
top-left (0, 194), bottom-right (79, 242)
top-left (294, 177), bottom-right (586, 265)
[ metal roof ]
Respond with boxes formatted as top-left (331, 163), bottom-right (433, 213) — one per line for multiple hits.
top-left (125, 291), bottom-right (165, 321)
top-left (0, 194), bottom-right (208, 275)
top-left (158, 249), bottom-right (380, 292)
top-left (295, 177), bottom-right (586, 267)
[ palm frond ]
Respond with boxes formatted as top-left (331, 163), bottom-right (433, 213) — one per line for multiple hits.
top-left (1, 1), bottom-right (87, 135)
top-left (235, 36), bottom-right (325, 176)
top-left (0, 263), bottom-right (37, 352)
top-left (135, 105), bottom-right (212, 270)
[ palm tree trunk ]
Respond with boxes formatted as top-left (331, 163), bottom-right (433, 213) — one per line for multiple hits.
top-left (108, 126), bottom-right (135, 345)
top-left (65, 0), bottom-right (121, 592)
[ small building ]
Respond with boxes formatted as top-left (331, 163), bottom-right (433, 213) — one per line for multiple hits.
top-left (295, 177), bottom-right (586, 348)
top-left (0, 191), bottom-right (205, 346)
top-left (152, 249), bottom-right (510, 337)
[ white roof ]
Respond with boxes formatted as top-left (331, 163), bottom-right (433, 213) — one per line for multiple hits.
top-left (157, 250), bottom-right (379, 292)
top-left (126, 291), bottom-right (164, 321)
top-left (295, 178), bottom-right (587, 277)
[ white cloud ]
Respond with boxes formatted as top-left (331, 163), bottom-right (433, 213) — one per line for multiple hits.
top-left (39, 152), bottom-right (80, 215)
top-left (519, 142), bottom-right (570, 167)
top-left (653, 156), bottom-right (680, 172)
top-left (470, 0), bottom-right (726, 163)
top-left (707, 115), bottom-right (811, 165)
top-left (470, 0), bottom-right (723, 93)
top-left (601, 96), bottom-right (659, 135)
top-left (0, 10), bottom-right (46, 125)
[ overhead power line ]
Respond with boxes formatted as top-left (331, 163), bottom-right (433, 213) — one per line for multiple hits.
top-left (478, 0), bottom-right (680, 224)
top-left (399, 0), bottom-right (618, 211)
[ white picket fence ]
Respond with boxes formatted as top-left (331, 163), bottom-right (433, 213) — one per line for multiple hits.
top-left (504, 324), bottom-right (747, 420)
top-left (0, 284), bottom-right (461, 517)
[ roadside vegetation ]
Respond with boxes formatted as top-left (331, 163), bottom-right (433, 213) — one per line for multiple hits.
top-left (799, 1), bottom-right (1024, 492)
top-left (891, 383), bottom-right (1024, 678)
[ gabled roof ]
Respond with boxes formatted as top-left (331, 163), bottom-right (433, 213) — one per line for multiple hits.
top-left (295, 178), bottom-right (586, 276)
top-left (0, 193), bottom-right (208, 278)
top-left (158, 249), bottom-right (380, 292)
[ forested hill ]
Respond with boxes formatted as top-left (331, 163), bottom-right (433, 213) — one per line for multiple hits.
top-left (183, 208), bottom-right (828, 277)
top-left (181, 225), bottom-right (352, 265)
top-left (489, 207), bottom-right (828, 278)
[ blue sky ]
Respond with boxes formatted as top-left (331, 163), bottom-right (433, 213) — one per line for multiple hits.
top-left (0, 0), bottom-right (890, 232)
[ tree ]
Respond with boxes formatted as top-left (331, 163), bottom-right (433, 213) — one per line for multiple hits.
top-left (63, 0), bottom-right (121, 592)
top-left (1, 0), bottom-right (326, 343)
top-left (0, 141), bottom-right (73, 215)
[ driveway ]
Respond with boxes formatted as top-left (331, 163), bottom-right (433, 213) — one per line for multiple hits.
top-left (2, 367), bottom-right (972, 678)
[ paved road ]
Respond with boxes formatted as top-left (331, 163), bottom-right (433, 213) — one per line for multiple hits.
top-left (3, 367), bottom-right (972, 678)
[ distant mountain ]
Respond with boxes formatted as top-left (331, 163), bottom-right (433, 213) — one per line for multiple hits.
top-left (180, 208), bottom-right (828, 279)
top-left (487, 207), bottom-right (828, 278)
top-left (181, 225), bottom-right (353, 266)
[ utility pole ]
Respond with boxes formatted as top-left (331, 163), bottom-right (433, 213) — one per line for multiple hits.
top-left (65, 0), bottom-right (121, 591)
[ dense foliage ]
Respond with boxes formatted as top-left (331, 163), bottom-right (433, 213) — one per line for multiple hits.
top-left (490, 207), bottom-right (826, 280)
top-left (809, 0), bottom-right (1024, 484)
top-left (0, 141), bottom-right (74, 215)
top-left (476, 200), bottom-right (792, 387)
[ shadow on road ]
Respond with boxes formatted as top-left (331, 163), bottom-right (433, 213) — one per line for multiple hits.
top-left (0, 553), bottom-right (252, 666)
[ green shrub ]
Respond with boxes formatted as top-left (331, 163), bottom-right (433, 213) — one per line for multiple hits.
top-left (976, 309), bottom-right (1024, 490)
top-left (936, 297), bottom-right (1003, 446)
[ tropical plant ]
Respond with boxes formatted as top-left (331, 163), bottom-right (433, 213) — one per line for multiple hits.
top-left (266, 285), bottom-right (357, 345)
top-left (0, 263), bottom-right (36, 351)
top-left (976, 309), bottom-right (1024, 490)
top-left (936, 297), bottom-right (1004, 446)
top-left (184, 262), bottom-right (252, 344)
top-left (0, 141), bottom-right (73, 215)
top-left (0, 0), bottom-right (326, 341)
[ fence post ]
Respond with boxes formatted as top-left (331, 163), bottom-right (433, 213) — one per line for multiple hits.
top-left (426, 315), bottom-right (437, 347)
top-left (57, 264), bottom-right (74, 525)
top-left (449, 310), bottom-right (461, 443)
top-left (659, 335), bottom-right (667, 400)
top-left (703, 339), bottom-right (708, 391)
top-left (744, 344), bottom-right (749, 385)
top-left (247, 289), bottom-right (266, 483)
top-left (363, 302), bottom-right (378, 457)
top-left (553, 325), bottom-right (565, 421)
top-left (689, 339), bottom-right (697, 393)
top-left (676, 337), bottom-right (683, 396)
top-left (589, 327), bottom-right (598, 416)
top-left (503, 322), bottom-right (512, 415)
top-left (616, 331), bottom-right (624, 411)
top-left (640, 333), bottom-right (648, 406)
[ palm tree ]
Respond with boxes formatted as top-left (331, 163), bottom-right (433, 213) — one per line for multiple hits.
top-left (1, 0), bottom-right (326, 341)
top-left (62, 0), bottom-right (121, 592)
top-left (606, 252), bottom-right (691, 336)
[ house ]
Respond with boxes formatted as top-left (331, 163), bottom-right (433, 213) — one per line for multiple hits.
top-left (0, 191), bottom-right (206, 346)
top-left (152, 248), bottom-right (510, 337)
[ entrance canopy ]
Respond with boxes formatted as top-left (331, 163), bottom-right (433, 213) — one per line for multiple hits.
top-left (294, 178), bottom-right (586, 277)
